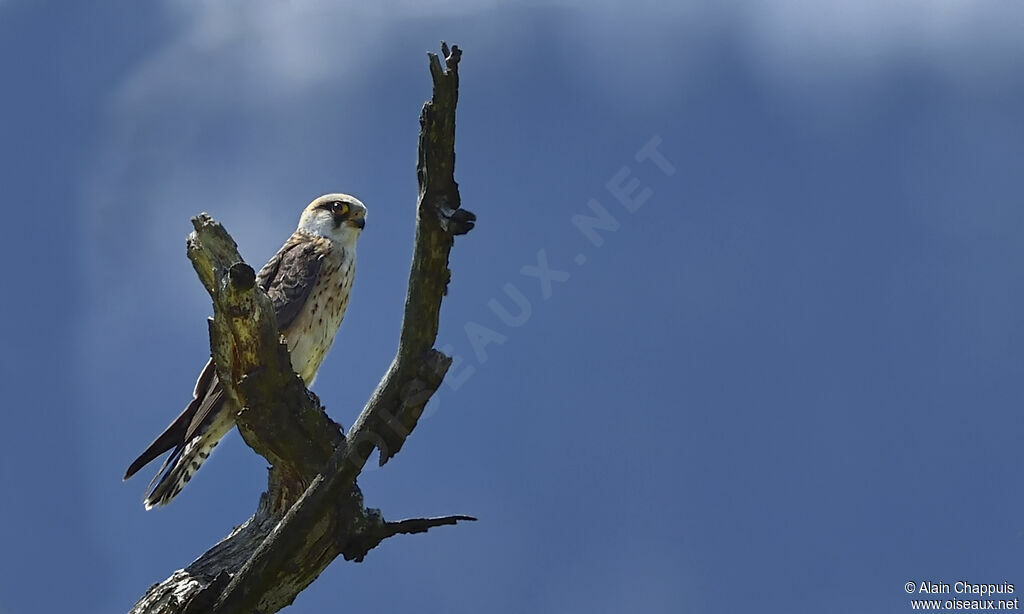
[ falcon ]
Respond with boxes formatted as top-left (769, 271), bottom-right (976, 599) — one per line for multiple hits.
top-left (124, 193), bottom-right (367, 509)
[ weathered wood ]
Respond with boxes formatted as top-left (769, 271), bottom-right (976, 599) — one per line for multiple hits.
top-left (129, 42), bottom-right (475, 614)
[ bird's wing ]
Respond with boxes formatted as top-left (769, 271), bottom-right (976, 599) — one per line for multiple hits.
top-left (173, 237), bottom-right (328, 447)
top-left (181, 364), bottom-right (226, 447)
top-left (173, 236), bottom-right (325, 442)
top-left (123, 358), bottom-right (219, 480)
top-left (256, 233), bottom-right (327, 331)
top-left (124, 234), bottom-right (326, 480)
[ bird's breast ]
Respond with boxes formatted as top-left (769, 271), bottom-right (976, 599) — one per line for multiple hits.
top-left (284, 251), bottom-right (355, 385)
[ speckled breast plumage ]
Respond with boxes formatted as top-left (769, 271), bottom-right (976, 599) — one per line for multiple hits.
top-left (284, 242), bottom-right (355, 386)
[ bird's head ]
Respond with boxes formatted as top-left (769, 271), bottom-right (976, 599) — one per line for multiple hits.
top-left (297, 193), bottom-right (367, 245)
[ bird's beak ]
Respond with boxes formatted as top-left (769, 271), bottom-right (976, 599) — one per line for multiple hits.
top-left (349, 217), bottom-right (365, 230)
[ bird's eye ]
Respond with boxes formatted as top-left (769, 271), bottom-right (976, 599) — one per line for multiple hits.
top-left (333, 201), bottom-right (349, 216)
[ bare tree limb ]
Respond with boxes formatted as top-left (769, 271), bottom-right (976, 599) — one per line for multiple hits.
top-left (343, 513), bottom-right (479, 563)
top-left (129, 42), bottom-right (474, 614)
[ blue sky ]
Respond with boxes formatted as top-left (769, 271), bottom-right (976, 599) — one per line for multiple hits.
top-left (2, 1), bottom-right (1023, 612)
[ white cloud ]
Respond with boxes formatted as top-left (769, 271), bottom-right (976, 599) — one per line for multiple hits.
top-left (106, 1), bottom-right (1024, 127)
top-left (81, 0), bottom-right (1024, 285)
top-left (115, 0), bottom-right (504, 110)
top-left (75, 0), bottom-right (1024, 407)
top-left (560, 1), bottom-right (1024, 109)
top-left (737, 0), bottom-right (1023, 85)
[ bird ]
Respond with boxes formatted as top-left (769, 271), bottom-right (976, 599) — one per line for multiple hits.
top-left (124, 193), bottom-right (367, 509)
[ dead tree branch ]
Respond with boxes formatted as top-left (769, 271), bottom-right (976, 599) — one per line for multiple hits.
top-left (129, 42), bottom-right (474, 614)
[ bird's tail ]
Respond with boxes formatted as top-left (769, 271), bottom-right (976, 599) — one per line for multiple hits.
top-left (144, 417), bottom-right (232, 509)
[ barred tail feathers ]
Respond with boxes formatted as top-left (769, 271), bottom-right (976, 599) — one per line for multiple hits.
top-left (143, 416), bottom-right (233, 509)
